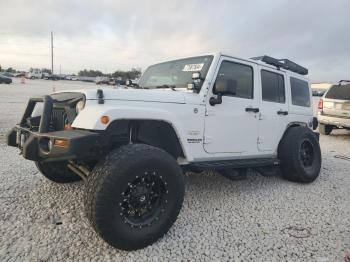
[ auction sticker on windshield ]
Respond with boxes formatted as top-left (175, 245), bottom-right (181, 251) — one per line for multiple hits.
top-left (182, 63), bottom-right (204, 72)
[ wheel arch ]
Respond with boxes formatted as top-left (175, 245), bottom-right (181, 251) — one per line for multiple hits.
top-left (103, 119), bottom-right (186, 160)
top-left (277, 122), bottom-right (308, 156)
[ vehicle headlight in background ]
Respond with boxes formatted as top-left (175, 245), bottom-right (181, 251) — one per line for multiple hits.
top-left (75, 100), bottom-right (85, 114)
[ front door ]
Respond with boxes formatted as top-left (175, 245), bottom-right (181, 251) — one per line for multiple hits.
top-left (257, 68), bottom-right (289, 152)
top-left (204, 58), bottom-right (259, 155)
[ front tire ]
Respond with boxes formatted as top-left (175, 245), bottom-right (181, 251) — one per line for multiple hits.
top-left (35, 161), bottom-right (82, 183)
top-left (319, 123), bottom-right (333, 135)
top-left (278, 127), bottom-right (321, 183)
top-left (84, 144), bottom-right (185, 250)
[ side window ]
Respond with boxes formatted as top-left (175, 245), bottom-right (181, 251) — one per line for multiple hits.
top-left (290, 77), bottom-right (311, 107)
top-left (214, 61), bottom-right (253, 99)
top-left (261, 70), bottom-right (285, 103)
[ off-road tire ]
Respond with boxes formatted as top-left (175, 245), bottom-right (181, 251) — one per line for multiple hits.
top-left (84, 144), bottom-right (185, 251)
top-left (319, 123), bottom-right (333, 135)
top-left (35, 161), bottom-right (82, 183)
top-left (278, 126), bottom-right (321, 183)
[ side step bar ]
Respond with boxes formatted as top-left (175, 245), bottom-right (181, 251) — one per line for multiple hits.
top-left (186, 158), bottom-right (279, 172)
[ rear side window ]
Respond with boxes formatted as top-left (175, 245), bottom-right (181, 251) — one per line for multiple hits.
top-left (325, 84), bottom-right (350, 100)
top-left (261, 70), bottom-right (285, 103)
top-left (290, 77), bottom-right (310, 107)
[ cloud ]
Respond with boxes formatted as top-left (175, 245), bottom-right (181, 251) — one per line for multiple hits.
top-left (0, 0), bottom-right (349, 82)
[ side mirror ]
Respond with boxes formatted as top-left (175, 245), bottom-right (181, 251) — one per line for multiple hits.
top-left (209, 93), bottom-right (222, 106)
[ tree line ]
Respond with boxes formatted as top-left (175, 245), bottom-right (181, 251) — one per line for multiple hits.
top-left (78, 68), bottom-right (142, 80)
top-left (0, 66), bottom-right (52, 74)
top-left (0, 65), bottom-right (142, 80)
top-left (0, 66), bottom-right (18, 73)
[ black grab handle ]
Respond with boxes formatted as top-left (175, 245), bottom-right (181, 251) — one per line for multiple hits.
top-left (245, 107), bottom-right (259, 113)
top-left (277, 110), bottom-right (288, 115)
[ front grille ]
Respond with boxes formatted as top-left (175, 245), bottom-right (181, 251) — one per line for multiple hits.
top-left (20, 93), bottom-right (83, 132)
top-left (50, 108), bottom-right (67, 131)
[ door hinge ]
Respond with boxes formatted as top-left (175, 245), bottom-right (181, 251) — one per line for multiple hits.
top-left (204, 136), bottom-right (213, 144)
top-left (257, 137), bottom-right (263, 145)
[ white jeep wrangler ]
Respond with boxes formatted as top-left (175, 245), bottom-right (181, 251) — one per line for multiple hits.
top-left (7, 53), bottom-right (321, 250)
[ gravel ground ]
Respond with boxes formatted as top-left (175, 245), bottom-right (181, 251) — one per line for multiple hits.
top-left (0, 79), bottom-right (349, 261)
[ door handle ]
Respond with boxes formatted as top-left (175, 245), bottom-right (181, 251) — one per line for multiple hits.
top-left (277, 110), bottom-right (288, 115)
top-left (245, 107), bottom-right (259, 113)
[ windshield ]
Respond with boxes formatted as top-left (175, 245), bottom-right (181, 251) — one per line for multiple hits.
top-left (138, 55), bottom-right (214, 91)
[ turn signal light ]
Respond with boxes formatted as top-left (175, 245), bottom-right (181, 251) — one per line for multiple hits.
top-left (54, 139), bottom-right (69, 148)
top-left (101, 115), bottom-right (110, 124)
top-left (318, 99), bottom-right (323, 110)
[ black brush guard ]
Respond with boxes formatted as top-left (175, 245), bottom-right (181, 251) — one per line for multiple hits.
top-left (7, 95), bottom-right (101, 162)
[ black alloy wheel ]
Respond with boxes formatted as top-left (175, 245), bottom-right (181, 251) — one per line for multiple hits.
top-left (299, 140), bottom-right (314, 168)
top-left (120, 172), bottom-right (168, 228)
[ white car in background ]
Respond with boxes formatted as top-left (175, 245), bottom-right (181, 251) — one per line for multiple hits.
top-left (317, 80), bottom-right (350, 135)
top-left (27, 69), bottom-right (43, 79)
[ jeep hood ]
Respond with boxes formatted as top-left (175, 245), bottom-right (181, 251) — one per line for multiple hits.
top-left (59, 88), bottom-right (201, 104)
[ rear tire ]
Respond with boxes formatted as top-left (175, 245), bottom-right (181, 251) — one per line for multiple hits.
top-left (35, 161), bottom-right (82, 183)
top-left (278, 127), bottom-right (321, 183)
top-left (84, 144), bottom-right (185, 250)
top-left (319, 123), bottom-right (333, 135)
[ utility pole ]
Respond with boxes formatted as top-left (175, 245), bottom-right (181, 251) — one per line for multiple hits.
top-left (51, 31), bottom-right (55, 92)
top-left (51, 31), bottom-right (54, 75)
top-left (59, 64), bottom-right (61, 75)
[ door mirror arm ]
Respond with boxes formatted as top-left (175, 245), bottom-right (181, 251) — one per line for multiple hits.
top-left (209, 93), bottom-right (222, 106)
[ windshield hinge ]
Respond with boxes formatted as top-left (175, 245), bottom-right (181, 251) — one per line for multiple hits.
top-left (97, 89), bottom-right (104, 104)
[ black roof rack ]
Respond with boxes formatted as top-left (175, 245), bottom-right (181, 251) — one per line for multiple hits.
top-left (251, 55), bottom-right (308, 75)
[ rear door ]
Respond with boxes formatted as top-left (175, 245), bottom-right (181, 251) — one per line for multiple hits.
top-left (323, 84), bottom-right (350, 118)
top-left (257, 68), bottom-right (289, 152)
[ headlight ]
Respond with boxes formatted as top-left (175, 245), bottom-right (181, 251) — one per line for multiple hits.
top-left (75, 100), bottom-right (85, 114)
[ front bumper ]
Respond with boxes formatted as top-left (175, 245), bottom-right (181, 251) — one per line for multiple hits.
top-left (7, 126), bottom-right (101, 162)
top-left (7, 94), bottom-right (102, 162)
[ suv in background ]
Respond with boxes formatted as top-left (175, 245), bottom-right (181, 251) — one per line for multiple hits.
top-left (317, 80), bottom-right (350, 135)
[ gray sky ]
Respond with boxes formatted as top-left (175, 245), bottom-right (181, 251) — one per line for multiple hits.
top-left (1, 0), bottom-right (349, 82)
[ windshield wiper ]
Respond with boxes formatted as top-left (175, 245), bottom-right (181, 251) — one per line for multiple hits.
top-left (155, 85), bottom-right (176, 91)
top-left (142, 85), bottom-right (177, 90)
